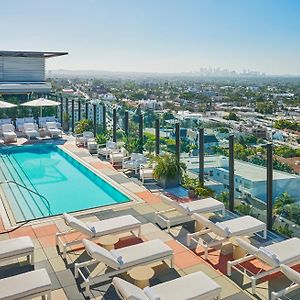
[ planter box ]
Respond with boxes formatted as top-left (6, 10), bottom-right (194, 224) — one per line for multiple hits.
top-left (158, 176), bottom-right (179, 188)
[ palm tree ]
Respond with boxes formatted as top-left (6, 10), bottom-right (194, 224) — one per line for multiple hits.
top-left (273, 192), bottom-right (295, 215)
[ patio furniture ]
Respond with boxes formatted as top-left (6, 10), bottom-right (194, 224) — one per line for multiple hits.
top-left (227, 237), bottom-right (300, 294)
top-left (45, 121), bottom-right (62, 138)
top-left (187, 214), bottom-right (267, 260)
top-left (122, 153), bottom-right (148, 174)
top-left (0, 269), bottom-right (52, 300)
top-left (75, 131), bottom-right (94, 146)
top-left (1, 124), bottom-right (17, 142)
top-left (98, 234), bottom-right (119, 250)
top-left (0, 118), bottom-right (12, 125)
top-left (24, 123), bottom-right (39, 139)
top-left (155, 195), bottom-right (225, 232)
top-left (75, 238), bottom-right (173, 293)
top-left (140, 163), bottom-right (155, 184)
top-left (113, 271), bottom-right (222, 300)
top-left (0, 236), bottom-right (34, 266)
top-left (98, 141), bottom-right (118, 158)
top-left (271, 265), bottom-right (300, 300)
top-left (16, 118), bottom-right (25, 132)
top-left (128, 265), bottom-right (155, 289)
top-left (87, 139), bottom-right (98, 154)
top-left (56, 213), bottom-right (142, 258)
top-left (110, 148), bottom-right (127, 166)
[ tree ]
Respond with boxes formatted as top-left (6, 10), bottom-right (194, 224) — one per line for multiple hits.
top-left (273, 192), bottom-right (295, 215)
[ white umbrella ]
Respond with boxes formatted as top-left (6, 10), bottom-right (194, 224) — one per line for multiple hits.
top-left (21, 98), bottom-right (60, 123)
top-left (0, 100), bottom-right (17, 109)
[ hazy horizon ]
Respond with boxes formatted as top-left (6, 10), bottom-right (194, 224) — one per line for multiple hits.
top-left (2, 0), bottom-right (300, 75)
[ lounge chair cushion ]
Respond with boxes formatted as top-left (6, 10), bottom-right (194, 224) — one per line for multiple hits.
top-left (63, 213), bottom-right (93, 237)
top-left (83, 239), bottom-right (119, 269)
top-left (280, 265), bottom-right (300, 284)
top-left (113, 277), bottom-right (148, 300)
top-left (179, 198), bottom-right (224, 215)
top-left (264, 238), bottom-right (300, 266)
top-left (111, 239), bottom-right (173, 269)
top-left (145, 271), bottom-right (221, 300)
top-left (46, 122), bottom-right (57, 129)
top-left (0, 236), bottom-right (34, 260)
top-left (257, 247), bottom-right (280, 267)
top-left (235, 238), bottom-right (258, 255)
top-left (0, 269), bottom-right (51, 300)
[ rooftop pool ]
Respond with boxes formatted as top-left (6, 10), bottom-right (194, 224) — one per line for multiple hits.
top-left (0, 144), bottom-right (130, 223)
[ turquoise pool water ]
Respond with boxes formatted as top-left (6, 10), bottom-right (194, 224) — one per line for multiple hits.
top-left (0, 144), bottom-right (129, 222)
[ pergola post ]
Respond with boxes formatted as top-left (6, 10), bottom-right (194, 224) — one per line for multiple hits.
top-left (113, 108), bottom-right (117, 142)
top-left (139, 114), bottom-right (143, 153)
top-left (102, 105), bottom-right (106, 132)
top-left (85, 102), bottom-right (89, 119)
top-left (71, 99), bottom-right (75, 132)
top-left (198, 127), bottom-right (204, 187)
top-left (155, 118), bottom-right (160, 156)
top-left (60, 96), bottom-right (63, 124)
top-left (93, 104), bottom-right (97, 137)
top-left (267, 143), bottom-right (273, 231)
top-left (229, 134), bottom-right (235, 212)
top-left (78, 100), bottom-right (81, 121)
top-left (175, 123), bottom-right (180, 164)
top-left (124, 111), bottom-right (129, 137)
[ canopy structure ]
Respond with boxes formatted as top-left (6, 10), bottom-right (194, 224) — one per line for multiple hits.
top-left (21, 98), bottom-right (60, 122)
top-left (0, 100), bottom-right (17, 109)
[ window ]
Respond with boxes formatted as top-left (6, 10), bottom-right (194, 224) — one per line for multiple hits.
top-left (209, 170), bottom-right (213, 176)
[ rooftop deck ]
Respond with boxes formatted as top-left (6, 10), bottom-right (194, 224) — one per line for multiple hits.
top-left (0, 135), bottom-right (299, 299)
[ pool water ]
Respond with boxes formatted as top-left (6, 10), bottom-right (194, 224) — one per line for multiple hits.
top-left (0, 144), bottom-right (129, 222)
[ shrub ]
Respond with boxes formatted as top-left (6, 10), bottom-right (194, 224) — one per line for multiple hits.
top-left (74, 119), bottom-right (93, 134)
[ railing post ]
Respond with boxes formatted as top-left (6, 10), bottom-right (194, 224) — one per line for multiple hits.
top-left (139, 114), bottom-right (143, 153)
top-left (198, 127), bottom-right (204, 187)
top-left (102, 105), bottom-right (106, 132)
top-left (229, 134), bottom-right (235, 212)
top-left (93, 104), bottom-right (97, 137)
top-left (155, 118), bottom-right (160, 156)
top-left (124, 111), bottom-right (129, 137)
top-left (113, 108), bottom-right (117, 142)
top-left (71, 99), bottom-right (75, 132)
top-left (267, 143), bottom-right (273, 231)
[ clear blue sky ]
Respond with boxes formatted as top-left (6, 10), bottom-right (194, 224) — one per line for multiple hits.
top-left (2, 0), bottom-right (300, 74)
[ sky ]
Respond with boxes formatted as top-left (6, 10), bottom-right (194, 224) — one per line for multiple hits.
top-left (1, 0), bottom-right (300, 75)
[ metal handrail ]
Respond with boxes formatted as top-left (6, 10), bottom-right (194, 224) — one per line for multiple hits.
top-left (0, 180), bottom-right (51, 216)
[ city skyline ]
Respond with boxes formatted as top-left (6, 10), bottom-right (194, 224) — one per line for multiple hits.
top-left (2, 0), bottom-right (300, 75)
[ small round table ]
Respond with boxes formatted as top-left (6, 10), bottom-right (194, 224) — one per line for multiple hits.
top-left (230, 236), bottom-right (250, 260)
top-left (98, 235), bottom-right (119, 250)
top-left (195, 212), bottom-right (215, 232)
top-left (128, 266), bottom-right (155, 289)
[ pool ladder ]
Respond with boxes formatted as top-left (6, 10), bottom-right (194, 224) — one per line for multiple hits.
top-left (0, 180), bottom-right (51, 216)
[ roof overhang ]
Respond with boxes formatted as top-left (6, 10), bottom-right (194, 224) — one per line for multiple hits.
top-left (0, 50), bottom-right (68, 59)
top-left (0, 82), bottom-right (52, 94)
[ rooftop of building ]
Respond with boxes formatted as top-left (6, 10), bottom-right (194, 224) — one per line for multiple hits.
top-left (0, 50), bottom-right (68, 58)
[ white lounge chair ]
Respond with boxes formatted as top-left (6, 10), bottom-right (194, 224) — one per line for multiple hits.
top-left (23, 123), bottom-right (39, 139)
top-left (16, 118), bottom-right (25, 132)
top-left (0, 269), bottom-right (51, 300)
top-left (0, 118), bottom-right (12, 125)
top-left (0, 236), bottom-right (34, 266)
top-left (187, 213), bottom-right (267, 259)
top-left (75, 239), bottom-right (173, 293)
top-left (98, 141), bottom-right (118, 158)
top-left (122, 153), bottom-right (148, 174)
top-left (271, 265), bottom-right (300, 300)
top-left (110, 148), bottom-right (127, 166)
top-left (56, 213), bottom-right (142, 258)
top-left (1, 124), bottom-right (17, 142)
top-left (46, 121), bottom-right (62, 138)
top-left (227, 237), bottom-right (300, 294)
top-left (155, 195), bottom-right (225, 232)
top-left (140, 163), bottom-right (156, 184)
top-left (113, 271), bottom-right (222, 300)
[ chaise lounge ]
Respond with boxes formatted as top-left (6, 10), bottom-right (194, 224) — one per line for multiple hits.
top-left (227, 237), bottom-right (300, 294)
top-left (187, 213), bottom-right (267, 259)
top-left (24, 123), bottom-right (39, 139)
top-left (56, 213), bottom-right (142, 258)
top-left (155, 195), bottom-right (225, 232)
top-left (113, 271), bottom-right (222, 300)
top-left (1, 124), bottom-right (17, 143)
top-left (75, 239), bottom-right (173, 293)
top-left (0, 269), bottom-right (52, 300)
top-left (46, 121), bottom-right (62, 138)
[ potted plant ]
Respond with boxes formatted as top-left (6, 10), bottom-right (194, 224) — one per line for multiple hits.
top-left (182, 175), bottom-right (198, 198)
top-left (153, 154), bottom-right (186, 188)
top-left (74, 119), bottom-right (93, 134)
top-left (62, 112), bottom-right (70, 131)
